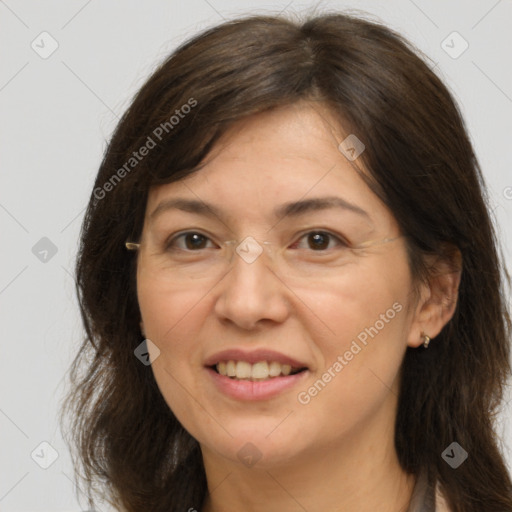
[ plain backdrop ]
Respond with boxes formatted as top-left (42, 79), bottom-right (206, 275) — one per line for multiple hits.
top-left (1, 1), bottom-right (511, 510)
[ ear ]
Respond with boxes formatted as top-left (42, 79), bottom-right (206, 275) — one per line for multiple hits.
top-left (407, 245), bottom-right (462, 348)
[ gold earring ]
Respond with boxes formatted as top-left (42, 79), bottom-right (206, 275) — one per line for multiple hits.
top-left (422, 333), bottom-right (431, 348)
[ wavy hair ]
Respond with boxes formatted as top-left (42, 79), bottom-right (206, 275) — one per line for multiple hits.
top-left (61, 12), bottom-right (512, 512)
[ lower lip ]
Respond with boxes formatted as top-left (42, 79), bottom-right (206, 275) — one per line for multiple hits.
top-left (206, 367), bottom-right (309, 401)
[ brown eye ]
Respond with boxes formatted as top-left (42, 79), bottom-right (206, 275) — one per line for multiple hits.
top-left (292, 231), bottom-right (346, 251)
top-left (184, 233), bottom-right (208, 250)
top-left (307, 232), bottom-right (330, 250)
top-left (167, 232), bottom-right (214, 251)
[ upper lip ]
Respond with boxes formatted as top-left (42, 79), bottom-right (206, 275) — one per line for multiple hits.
top-left (204, 348), bottom-right (309, 369)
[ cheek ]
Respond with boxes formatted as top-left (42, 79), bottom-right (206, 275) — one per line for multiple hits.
top-left (292, 273), bottom-right (411, 443)
top-left (136, 268), bottom-right (216, 434)
top-left (136, 265), bottom-right (210, 391)
top-left (310, 252), bottom-right (411, 337)
top-left (305, 251), bottom-right (413, 394)
top-left (137, 261), bottom-right (210, 342)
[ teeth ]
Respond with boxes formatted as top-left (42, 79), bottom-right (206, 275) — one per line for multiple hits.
top-left (215, 360), bottom-right (302, 380)
top-left (251, 361), bottom-right (269, 379)
top-left (226, 360), bottom-right (236, 377)
top-left (269, 361), bottom-right (281, 377)
top-left (281, 364), bottom-right (292, 376)
top-left (235, 361), bottom-right (252, 379)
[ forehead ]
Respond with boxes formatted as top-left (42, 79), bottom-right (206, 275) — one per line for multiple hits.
top-left (145, 102), bottom-right (396, 231)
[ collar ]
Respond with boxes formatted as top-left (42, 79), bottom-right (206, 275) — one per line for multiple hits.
top-left (406, 469), bottom-right (437, 512)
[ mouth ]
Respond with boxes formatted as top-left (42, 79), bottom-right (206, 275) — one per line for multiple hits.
top-left (204, 348), bottom-right (310, 399)
top-left (209, 360), bottom-right (308, 381)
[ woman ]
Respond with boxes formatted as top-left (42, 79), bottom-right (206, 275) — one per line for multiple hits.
top-left (61, 12), bottom-right (512, 512)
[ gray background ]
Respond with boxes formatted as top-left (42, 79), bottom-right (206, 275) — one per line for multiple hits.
top-left (1, 0), bottom-right (511, 510)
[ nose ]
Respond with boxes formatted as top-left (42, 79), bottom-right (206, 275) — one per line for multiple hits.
top-left (213, 245), bottom-right (290, 330)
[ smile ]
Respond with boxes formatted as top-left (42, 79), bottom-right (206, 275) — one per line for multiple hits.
top-left (213, 360), bottom-right (306, 381)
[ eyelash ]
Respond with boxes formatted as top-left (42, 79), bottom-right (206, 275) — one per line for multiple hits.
top-left (164, 230), bottom-right (349, 252)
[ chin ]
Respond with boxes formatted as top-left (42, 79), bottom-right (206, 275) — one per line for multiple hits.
top-left (198, 423), bottom-right (311, 469)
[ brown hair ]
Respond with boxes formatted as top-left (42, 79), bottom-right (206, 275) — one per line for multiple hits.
top-left (61, 12), bottom-right (512, 512)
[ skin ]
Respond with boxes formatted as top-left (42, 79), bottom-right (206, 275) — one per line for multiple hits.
top-left (136, 102), bottom-right (460, 512)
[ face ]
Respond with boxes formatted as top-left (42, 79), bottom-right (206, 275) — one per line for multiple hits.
top-left (136, 102), bottom-right (420, 469)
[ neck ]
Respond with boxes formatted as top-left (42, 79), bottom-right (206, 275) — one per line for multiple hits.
top-left (200, 416), bottom-right (415, 512)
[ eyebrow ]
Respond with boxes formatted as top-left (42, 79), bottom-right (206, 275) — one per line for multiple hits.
top-left (149, 196), bottom-right (370, 222)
